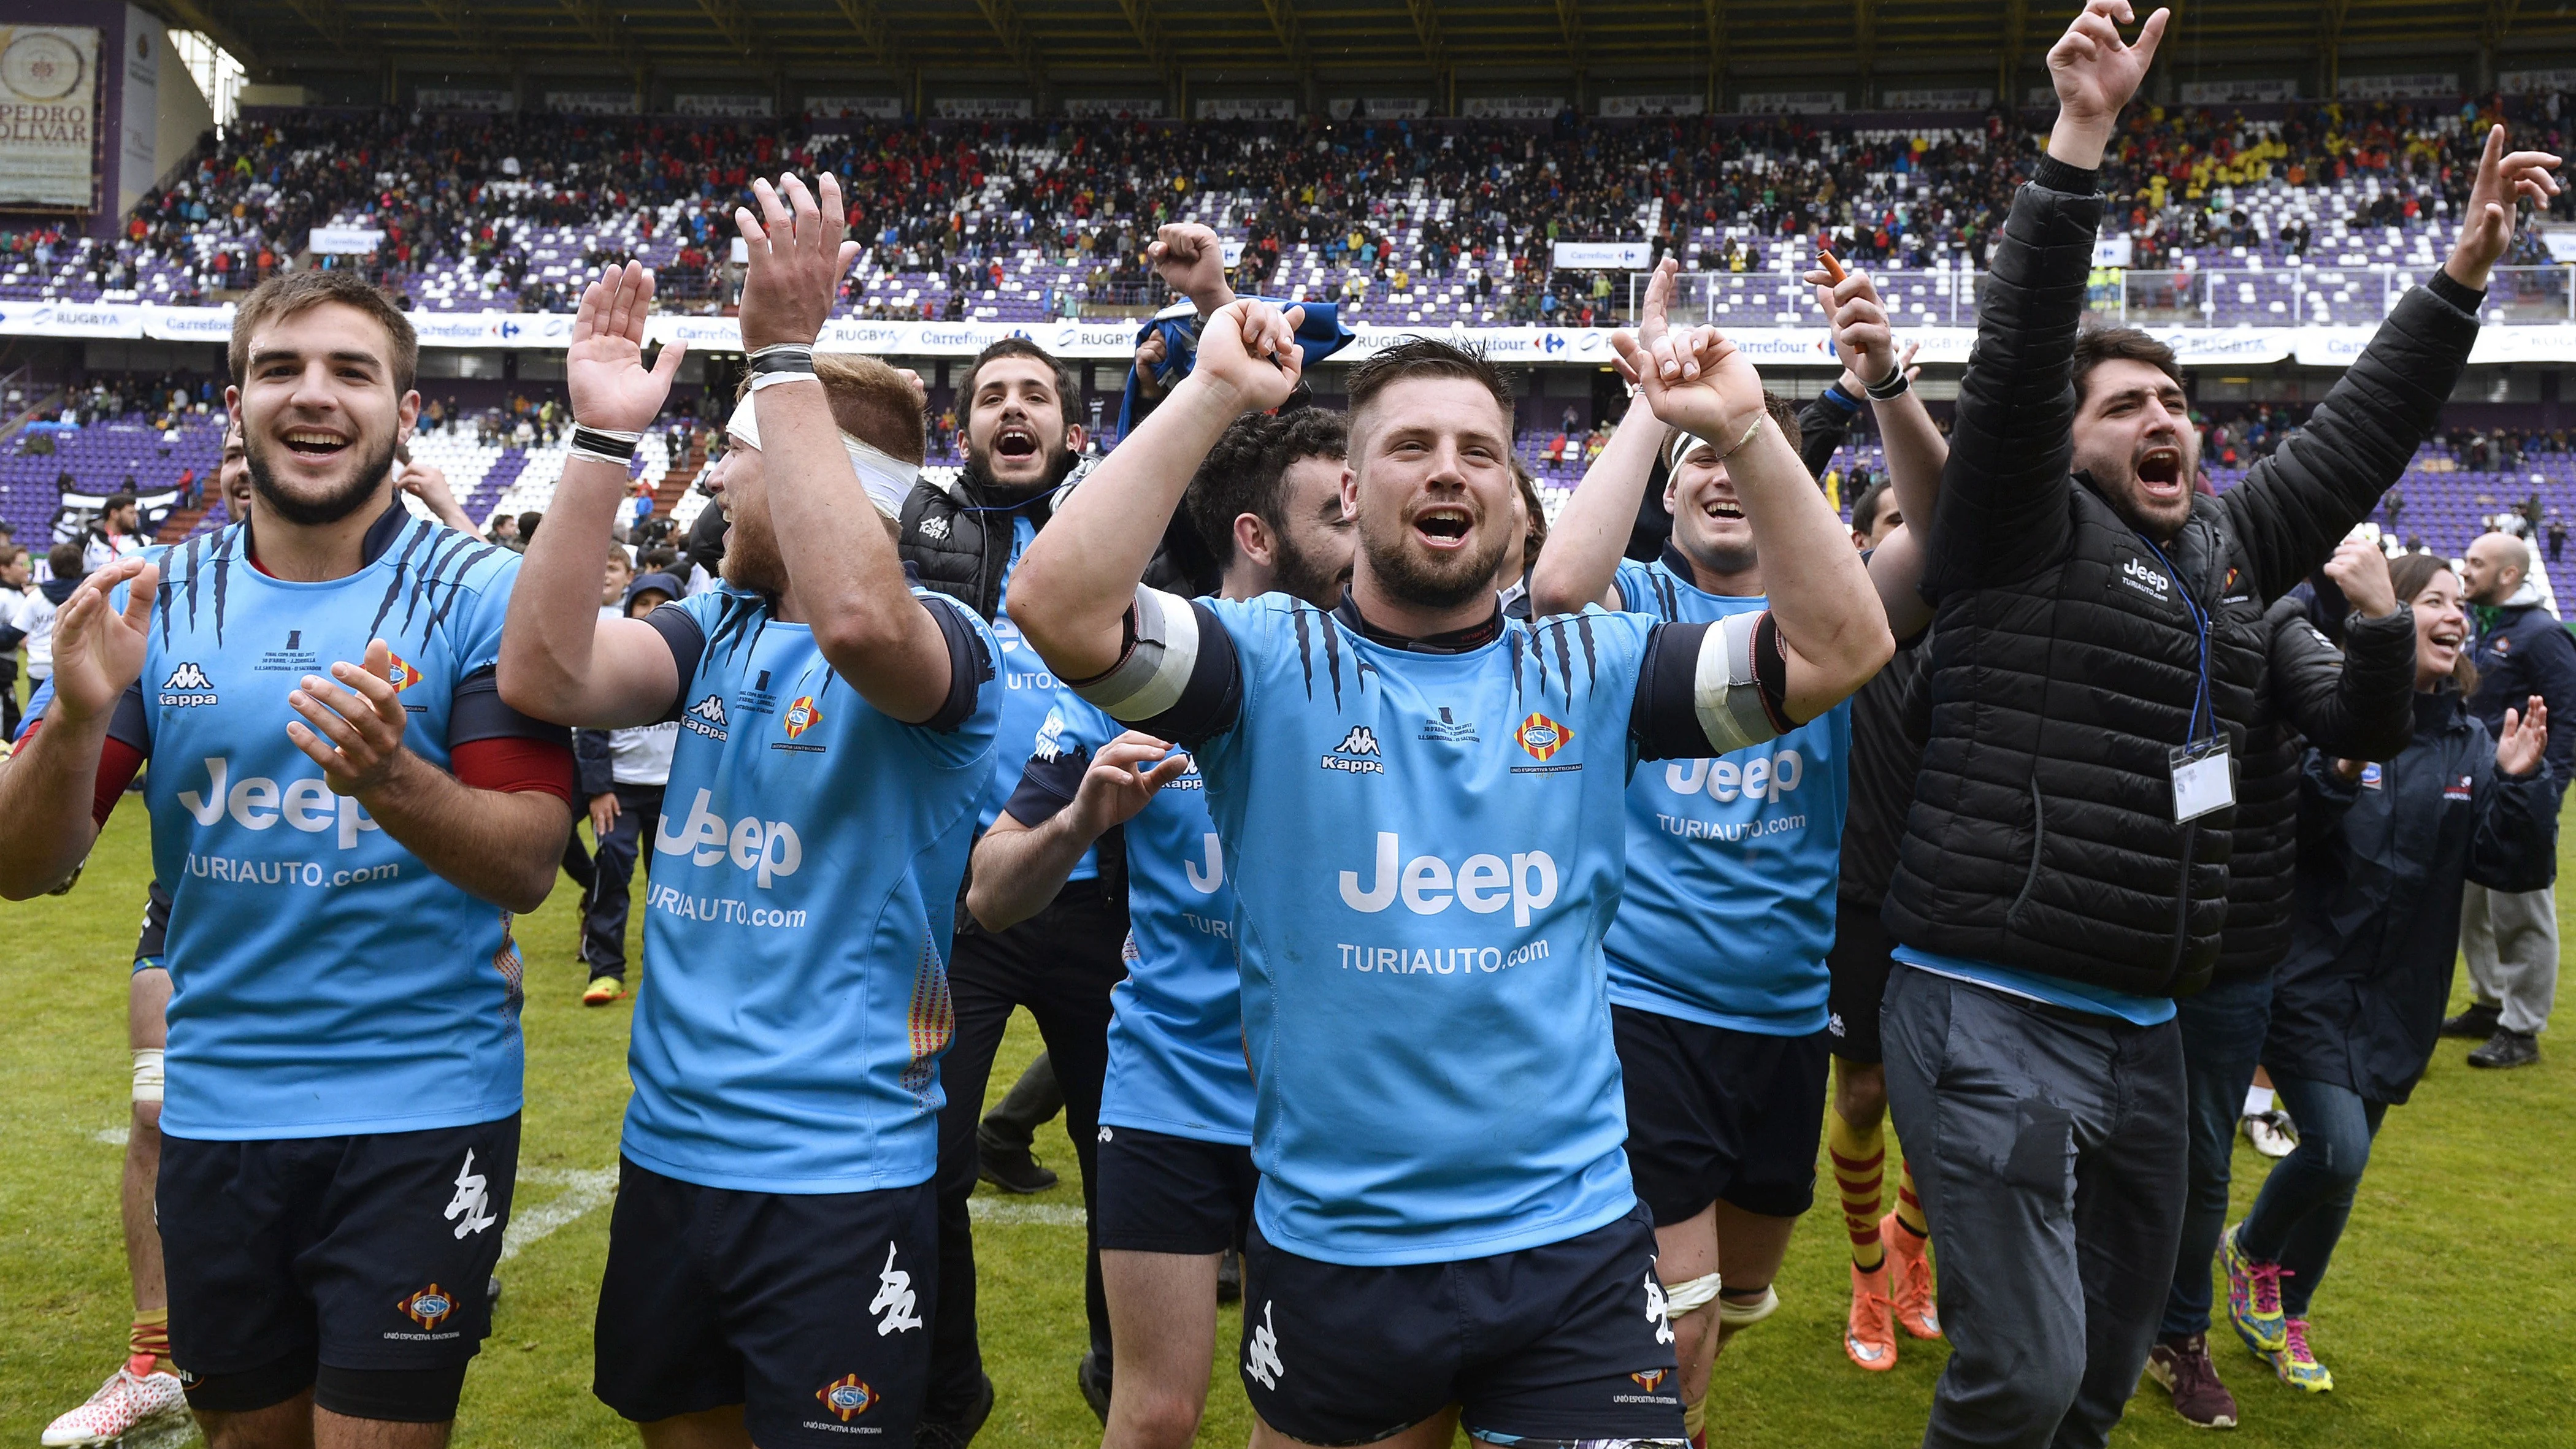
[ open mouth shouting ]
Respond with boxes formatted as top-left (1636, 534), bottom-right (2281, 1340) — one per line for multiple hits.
top-left (2134, 443), bottom-right (2185, 500)
top-left (991, 422), bottom-right (1041, 465)
top-left (2426, 619), bottom-right (2465, 656)
top-left (280, 425), bottom-right (353, 462)
top-left (1413, 502), bottom-right (1474, 551)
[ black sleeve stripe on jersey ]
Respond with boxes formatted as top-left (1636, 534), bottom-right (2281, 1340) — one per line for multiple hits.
top-left (422, 542), bottom-right (504, 643)
top-left (643, 600), bottom-right (709, 724)
top-left (366, 521), bottom-right (442, 640)
top-left (1000, 746), bottom-right (1089, 828)
top-left (109, 679), bottom-right (151, 757)
top-left (450, 664), bottom-right (574, 748)
top-left (1630, 619), bottom-right (1716, 762)
top-left (1127, 598), bottom-right (1242, 746)
top-left (918, 595), bottom-right (995, 735)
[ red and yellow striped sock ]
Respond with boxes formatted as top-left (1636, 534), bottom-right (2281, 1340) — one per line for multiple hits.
top-left (1827, 1103), bottom-right (1887, 1272)
top-left (1893, 1159), bottom-right (1929, 1240)
top-left (129, 1307), bottom-right (171, 1376)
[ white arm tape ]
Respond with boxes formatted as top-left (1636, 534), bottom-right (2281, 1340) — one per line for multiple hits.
top-left (1693, 609), bottom-right (1779, 755)
top-left (1073, 586), bottom-right (1201, 722)
top-left (133, 1047), bottom-right (164, 1104)
top-left (1717, 1284), bottom-right (1781, 1328)
top-left (1663, 1270), bottom-right (1722, 1315)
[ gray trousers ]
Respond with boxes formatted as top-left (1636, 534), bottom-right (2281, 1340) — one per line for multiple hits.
top-left (2461, 881), bottom-right (2559, 1036)
top-left (1883, 966), bottom-right (2187, 1449)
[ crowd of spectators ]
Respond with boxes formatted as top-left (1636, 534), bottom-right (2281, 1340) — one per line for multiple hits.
top-left (6, 89), bottom-right (2570, 326)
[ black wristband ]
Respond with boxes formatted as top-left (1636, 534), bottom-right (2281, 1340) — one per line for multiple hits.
top-left (747, 343), bottom-right (816, 375)
top-left (1864, 368), bottom-right (1911, 402)
top-left (570, 427), bottom-right (640, 463)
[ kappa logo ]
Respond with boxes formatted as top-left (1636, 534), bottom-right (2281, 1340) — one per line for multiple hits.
top-left (385, 651), bottom-right (423, 693)
top-left (1516, 713), bottom-right (1573, 762)
top-left (1323, 725), bottom-right (1385, 775)
top-left (1033, 708), bottom-right (1072, 761)
top-left (916, 514), bottom-right (951, 541)
top-left (1245, 1301), bottom-right (1286, 1391)
top-left (397, 1284), bottom-right (455, 1331)
top-left (444, 1150), bottom-right (497, 1239)
top-left (816, 1374), bottom-right (876, 1422)
top-left (1644, 1273), bottom-right (1676, 1345)
top-left (783, 695), bottom-right (823, 740)
top-left (683, 694), bottom-right (729, 740)
top-left (870, 1242), bottom-right (924, 1336)
top-left (159, 661), bottom-right (218, 705)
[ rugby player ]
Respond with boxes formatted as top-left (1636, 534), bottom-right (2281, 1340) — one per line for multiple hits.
top-left (496, 174), bottom-right (1001, 1449)
top-left (964, 406), bottom-right (1354, 1449)
top-left (0, 270), bottom-right (579, 1448)
top-left (36, 419), bottom-right (251, 1449)
top-left (1007, 291), bottom-right (1890, 1447)
top-left (1529, 259), bottom-right (1946, 1431)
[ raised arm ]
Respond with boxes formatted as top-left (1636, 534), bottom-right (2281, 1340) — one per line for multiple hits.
top-left (1528, 373), bottom-right (1671, 617)
top-left (2271, 541), bottom-right (2417, 763)
top-left (499, 261), bottom-right (689, 728)
top-left (1926, 0), bottom-right (2166, 595)
top-left (2221, 127), bottom-right (2559, 601)
top-left (1803, 269), bottom-right (1949, 636)
top-left (737, 173), bottom-right (959, 724)
top-left (399, 460), bottom-right (480, 534)
top-left (1616, 281), bottom-right (1892, 721)
top-left (2472, 701), bottom-right (2558, 894)
top-left (0, 557), bottom-right (151, 897)
top-left (1012, 299), bottom-right (1306, 684)
top-left (967, 732), bottom-right (1190, 932)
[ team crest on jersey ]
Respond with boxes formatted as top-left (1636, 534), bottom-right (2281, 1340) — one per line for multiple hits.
top-left (684, 694), bottom-right (730, 740)
top-left (397, 1284), bottom-right (454, 1331)
top-left (783, 695), bottom-right (823, 738)
top-left (158, 661), bottom-right (217, 706)
top-left (1322, 724), bottom-right (1384, 775)
top-left (2445, 773), bottom-right (2475, 801)
top-left (385, 651), bottom-right (423, 693)
top-left (815, 1374), bottom-right (876, 1422)
top-left (1631, 1369), bottom-right (1669, 1393)
top-left (1515, 713), bottom-right (1573, 762)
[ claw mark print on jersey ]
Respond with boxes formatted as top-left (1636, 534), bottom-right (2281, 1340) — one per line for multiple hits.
top-left (1245, 1301), bottom-right (1286, 1390)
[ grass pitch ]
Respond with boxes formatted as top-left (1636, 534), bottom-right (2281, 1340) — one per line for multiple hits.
top-left (3, 803), bottom-right (2572, 1447)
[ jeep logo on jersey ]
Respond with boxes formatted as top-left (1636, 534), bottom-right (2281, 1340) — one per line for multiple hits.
top-left (1663, 748), bottom-right (1804, 803)
top-left (683, 694), bottom-right (729, 740)
top-left (783, 695), bottom-right (822, 739)
top-left (159, 661), bottom-right (217, 705)
top-left (1339, 832), bottom-right (1559, 925)
top-left (1515, 713), bottom-right (1572, 762)
top-left (175, 757), bottom-right (381, 848)
top-left (2114, 552), bottom-right (2175, 605)
top-left (654, 789), bottom-right (803, 887)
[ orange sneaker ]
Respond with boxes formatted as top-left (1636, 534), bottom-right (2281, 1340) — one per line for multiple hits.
top-left (1882, 1210), bottom-right (1940, 1339)
top-left (581, 976), bottom-right (626, 1006)
top-left (1844, 1260), bottom-right (1897, 1371)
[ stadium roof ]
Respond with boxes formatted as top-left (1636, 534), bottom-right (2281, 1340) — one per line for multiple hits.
top-left (147, 0), bottom-right (2555, 109)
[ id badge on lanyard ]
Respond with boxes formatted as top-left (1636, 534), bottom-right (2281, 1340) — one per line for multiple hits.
top-left (2141, 534), bottom-right (2233, 823)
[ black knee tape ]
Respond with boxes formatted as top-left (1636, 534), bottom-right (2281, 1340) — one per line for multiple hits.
top-left (180, 1350), bottom-right (318, 1413)
top-left (312, 1361), bottom-right (471, 1423)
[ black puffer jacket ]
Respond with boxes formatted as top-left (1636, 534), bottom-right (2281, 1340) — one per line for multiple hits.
top-left (896, 473), bottom-right (1055, 622)
top-left (1882, 154), bottom-right (2483, 996)
top-left (2212, 597), bottom-right (2418, 985)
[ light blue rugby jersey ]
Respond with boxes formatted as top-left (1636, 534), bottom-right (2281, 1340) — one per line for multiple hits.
top-left (1001, 685), bottom-right (1254, 1145)
top-left (105, 507), bottom-right (550, 1139)
top-left (987, 513), bottom-right (1098, 880)
top-left (1127, 593), bottom-right (1732, 1266)
top-left (622, 583), bottom-right (1000, 1193)
top-left (1603, 556), bottom-right (1852, 1035)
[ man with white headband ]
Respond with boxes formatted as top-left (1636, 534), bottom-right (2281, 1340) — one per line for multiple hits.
top-left (1531, 258), bottom-right (1947, 1443)
top-left (499, 174), bottom-right (1001, 1449)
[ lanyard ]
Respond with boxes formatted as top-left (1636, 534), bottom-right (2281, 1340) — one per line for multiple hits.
top-left (2138, 534), bottom-right (2217, 749)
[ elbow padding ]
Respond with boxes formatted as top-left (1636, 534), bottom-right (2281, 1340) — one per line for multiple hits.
top-left (1071, 586), bottom-right (1202, 722)
top-left (1693, 609), bottom-right (1782, 754)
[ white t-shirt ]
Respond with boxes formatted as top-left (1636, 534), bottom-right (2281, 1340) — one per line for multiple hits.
top-left (15, 588), bottom-right (59, 677)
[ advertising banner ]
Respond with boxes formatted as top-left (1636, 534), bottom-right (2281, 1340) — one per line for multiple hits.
top-left (1327, 97), bottom-right (1429, 120)
top-left (546, 90), bottom-right (637, 115)
top-left (673, 93), bottom-right (773, 118)
top-left (2337, 73), bottom-right (2457, 101)
top-left (1881, 86), bottom-right (1993, 110)
top-left (1736, 90), bottom-right (1845, 115)
top-left (1462, 96), bottom-right (1565, 120)
top-left (1195, 97), bottom-right (1296, 121)
top-left (933, 96), bottom-right (1033, 119)
top-left (1599, 94), bottom-right (1704, 118)
top-left (0, 25), bottom-right (100, 209)
top-left (2178, 78), bottom-right (2299, 104)
top-left (805, 94), bottom-right (902, 120)
top-left (1065, 96), bottom-right (1163, 118)
top-left (418, 86), bottom-right (516, 112)
top-left (1552, 241), bottom-right (1652, 269)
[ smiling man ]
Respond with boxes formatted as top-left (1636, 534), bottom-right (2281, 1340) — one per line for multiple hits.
top-left (0, 269), bottom-right (577, 1449)
top-left (1008, 296), bottom-right (1888, 1448)
top-left (1874, 5), bottom-right (2556, 1447)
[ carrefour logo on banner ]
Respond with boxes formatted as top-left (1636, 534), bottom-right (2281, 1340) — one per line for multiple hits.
top-left (1540, 333), bottom-right (1567, 354)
